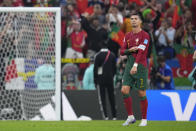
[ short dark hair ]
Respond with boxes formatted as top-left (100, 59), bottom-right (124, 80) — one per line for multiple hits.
top-left (157, 55), bottom-right (165, 63)
top-left (130, 13), bottom-right (142, 20)
top-left (90, 16), bottom-right (99, 23)
top-left (111, 4), bottom-right (118, 8)
top-left (100, 42), bottom-right (108, 49)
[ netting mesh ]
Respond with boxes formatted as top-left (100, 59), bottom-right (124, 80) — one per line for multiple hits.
top-left (0, 11), bottom-right (57, 120)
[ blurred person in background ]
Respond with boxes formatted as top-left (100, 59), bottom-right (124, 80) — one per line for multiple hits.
top-left (61, 63), bottom-right (80, 90)
top-left (0, 0), bottom-right (13, 6)
top-left (81, 14), bottom-right (108, 57)
top-left (155, 55), bottom-right (175, 90)
top-left (82, 56), bottom-right (96, 90)
top-left (106, 4), bottom-right (123, 27)
top-left (190, 0), bottom-right (196, 29)
top-left (107, 22), bottom-right (121, 58)
top-left (193, 46), bottom-right (196, 62)
top-left (23, 0), bottom-right (34, 6)
top-left (65, 20), bottom-right (86, 58)
top-left (140, 0), bottom-right (162, 32)
top-left (93, 42), bottom-right (117, 120)
top-left (120, 6), bottom-right (133, 34)
top-left (175, 21), bottom-right (195, 48)
top-left (88, 3), bottom-right (106, 25)
top-left (155, 17), bottom-right (176, 59)
top-left (188, 46), bottom-right (196, 90)
top-left (76, 0), bottom-right (88, 15)
top-left (183, 9), bottom-right (192, 24)
top-left (66, 3), bottom-right (80, 21)
top-left (88, 0), bottom-right (104, 7)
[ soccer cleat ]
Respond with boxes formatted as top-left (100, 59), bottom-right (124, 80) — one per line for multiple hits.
top-left (105, 117), bottom-right (109, 120)
top-left (139, 119), bottom-right (147, 126)
top-left (112, 117), bottom-right (117, 120)
top-left (122, 116), bottom-right (136, 126)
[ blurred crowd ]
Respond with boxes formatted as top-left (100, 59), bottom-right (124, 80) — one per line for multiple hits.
top-left (1, 0), bottom-right (196, 90)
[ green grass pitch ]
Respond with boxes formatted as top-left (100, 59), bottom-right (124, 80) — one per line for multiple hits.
top-left (0, 120), bottom-right (196, 131)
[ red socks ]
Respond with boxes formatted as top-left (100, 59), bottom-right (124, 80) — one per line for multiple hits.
top-left (140, 97), bottom-right (148, 119)
top-left (123, 97), bottom-right (133, 116)
top-left (124, 96), bottom-right (148, 119)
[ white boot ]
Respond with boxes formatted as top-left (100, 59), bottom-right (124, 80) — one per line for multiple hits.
top-left (122, 115), bottom-right (136, 126)
top-left (139, 119), bottom-right (147, 126)
top-left (105, 117), bottom-right (109, 120)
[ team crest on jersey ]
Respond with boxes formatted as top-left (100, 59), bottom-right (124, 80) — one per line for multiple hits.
top-left (127, 40), bottom-right (130, 47)
top-left (144, 39), bottom-right (148, 45)
top-left (135, 38), bottom-right (139, 45)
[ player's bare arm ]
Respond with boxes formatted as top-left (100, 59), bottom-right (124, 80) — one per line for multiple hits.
top-left (128, 46), bottom-right (138, 52)
top-left (128, 46), bottom-right (139, 75)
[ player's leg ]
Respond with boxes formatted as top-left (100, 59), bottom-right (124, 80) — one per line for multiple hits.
top-left (138, 90), bottom-right (148, 126)
top-left (121, 55), bottom-right (136, 126)
top-left (121, 85), bottom-right (136, 126)
top-left (136, 65), bottom-right (148, 126)
top-left (121, 85), bottom-right (132, 116)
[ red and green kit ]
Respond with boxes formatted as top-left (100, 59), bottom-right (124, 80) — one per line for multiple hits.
top-left (120, 30), bottom-right (150, 90)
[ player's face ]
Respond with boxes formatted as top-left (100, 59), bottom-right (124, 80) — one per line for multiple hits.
top-left (159, 61), bottom-right (165, 68)
top-left (130, 15), bottom-right (142, 28)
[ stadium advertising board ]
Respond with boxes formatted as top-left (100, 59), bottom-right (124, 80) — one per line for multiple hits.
top-left (147, 90), bottom-right (196, 121)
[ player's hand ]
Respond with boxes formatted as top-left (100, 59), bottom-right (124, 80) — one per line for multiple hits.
top-left (129, 46), bottom-right (138, 52)
top-left (130, 66), bottom-right (137, 75)
top-left (156, 72), bottom-right (161, 77)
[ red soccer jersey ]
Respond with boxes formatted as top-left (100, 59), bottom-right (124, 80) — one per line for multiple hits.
top-left (120, 30), bottom-right (150, 67)
top-left (70, 31), bottom-right (86, 53)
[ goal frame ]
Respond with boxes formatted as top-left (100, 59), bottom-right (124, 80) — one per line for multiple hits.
top-left (0, 7), bottom-right (61, 120)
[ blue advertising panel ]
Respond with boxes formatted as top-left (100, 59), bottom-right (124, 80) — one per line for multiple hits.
top-left (147, 90), bottom-right (196, 121)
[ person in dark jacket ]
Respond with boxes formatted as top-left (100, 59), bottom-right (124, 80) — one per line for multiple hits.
top-left (93, 43), bottom-right (117, 120)
top-left (81, 15), bottom-right (107, 57)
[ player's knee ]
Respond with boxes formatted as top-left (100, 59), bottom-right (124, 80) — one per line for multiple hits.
top-left (139, 96), bottom-right (147, 100)
top-left (138, 90), bottom-right (146, 97)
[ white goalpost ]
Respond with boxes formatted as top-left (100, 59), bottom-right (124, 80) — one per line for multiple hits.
top-left (0, 7), bottom-right (61, 120)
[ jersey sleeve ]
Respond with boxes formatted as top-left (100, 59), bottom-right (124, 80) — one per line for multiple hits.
top-left (165, 68), bottom-right (172, 77)
top-left (120, 34), bottom-right (131, 55)
top-left (135, 33), bottom-right (150, 64)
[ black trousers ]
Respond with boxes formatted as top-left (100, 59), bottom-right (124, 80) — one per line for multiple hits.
top-left (97, 83), bottom-right (116, 119)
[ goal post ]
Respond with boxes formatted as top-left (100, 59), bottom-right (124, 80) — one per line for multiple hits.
top-left (0, 7), bottom-right (61, 120)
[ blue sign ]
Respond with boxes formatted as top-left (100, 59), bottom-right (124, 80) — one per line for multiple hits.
top-left (147, 90), bottom-right (196, 121)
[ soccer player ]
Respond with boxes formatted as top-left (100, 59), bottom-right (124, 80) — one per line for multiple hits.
top-left (120, 13), bottom-right (150, 126)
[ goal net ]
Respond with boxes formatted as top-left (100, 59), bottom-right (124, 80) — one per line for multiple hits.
top-left (0, 7), bottom-right (61, 120)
